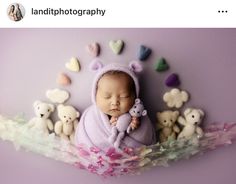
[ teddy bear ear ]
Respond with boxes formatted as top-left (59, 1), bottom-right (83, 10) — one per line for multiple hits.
top-left (156, 112), bottom-right (161, 118)
top-left (49, 104), bottom-right (55, 112)
top-left (198, 109), bottom-right (205, 117)
top-left (129, 61), bottom-right (143, 73)
top-left (174, 110), bottom-right (179, 117)
top-left (57, 104), bottom-right (64, 111)
top-left (76, 111), bottom-right (80, 118)
top-left (89, 58), bottom-right (104, 72)
top-left (184, 108), bottom-right (192, 117)
top-left (33, 100), bottom-right (41, 108)
top-left (142, 110), bottom-right (147, 116)
top-left (135, 98), bottom-right (141, 104)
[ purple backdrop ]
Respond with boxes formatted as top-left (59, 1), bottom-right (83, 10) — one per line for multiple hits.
top-left (0, 29), bottom-right (236, 184)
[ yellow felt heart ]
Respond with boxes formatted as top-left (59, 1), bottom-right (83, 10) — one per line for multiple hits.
top-left (65, 57), bottom-right (80, 72)
top-left (109, 40), bottom-right (124, 55)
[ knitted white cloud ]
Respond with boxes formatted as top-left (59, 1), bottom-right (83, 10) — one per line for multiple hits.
top-left (163, 88), bottom-right (189, 108)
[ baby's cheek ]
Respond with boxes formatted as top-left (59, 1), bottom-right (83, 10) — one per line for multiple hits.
top-left (97, 99), bottom-right (110, 112)
top-left (122, 100), bottom-right (134, 112)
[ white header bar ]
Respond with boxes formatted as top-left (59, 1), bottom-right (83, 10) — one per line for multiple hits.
top-left (0, 0), bottom-right (235, 27)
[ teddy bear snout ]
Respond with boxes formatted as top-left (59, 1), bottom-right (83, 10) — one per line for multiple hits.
top-left (40, 114), bottom-right (44, 118)
top-left (167, 122), bottom-right (172, 127)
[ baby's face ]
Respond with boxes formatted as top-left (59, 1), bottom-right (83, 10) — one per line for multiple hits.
top-left (96, 73), bottom-right (135, 117)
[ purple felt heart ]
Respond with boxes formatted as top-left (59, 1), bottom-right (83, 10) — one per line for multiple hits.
top-left (165, 73), bottom-right (180, 87)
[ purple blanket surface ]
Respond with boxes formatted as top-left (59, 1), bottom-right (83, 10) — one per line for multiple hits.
top-left (75, 105), bottom-right (156, 151)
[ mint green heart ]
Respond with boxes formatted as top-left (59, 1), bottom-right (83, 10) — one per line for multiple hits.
top-left (155, 58), bottom-right (169, 72)
top-left (109, 40), bottom-right (124, 55)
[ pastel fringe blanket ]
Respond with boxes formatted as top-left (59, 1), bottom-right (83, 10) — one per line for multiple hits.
top-left (1, 114), bottom-right (236, 177)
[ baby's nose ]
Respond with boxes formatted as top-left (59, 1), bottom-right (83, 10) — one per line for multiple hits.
top-left (111, 97), bottom-right (120, 105)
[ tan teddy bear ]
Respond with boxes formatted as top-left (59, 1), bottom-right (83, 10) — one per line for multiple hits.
top-left (157, 110), bottom-right (180, 143)
top-left (177, 108), bottom-right (204, 140)
top-left (54, 104), bottom-right (80, 143)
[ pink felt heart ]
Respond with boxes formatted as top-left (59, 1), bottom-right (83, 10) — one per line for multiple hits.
top-left (57, 73), bottom-right (71, 86)
top-left (86, 42), bottom-right (100, 57)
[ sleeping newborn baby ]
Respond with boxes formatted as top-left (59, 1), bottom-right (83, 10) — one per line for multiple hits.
top-left (75, 61), bottom-right (156, 150)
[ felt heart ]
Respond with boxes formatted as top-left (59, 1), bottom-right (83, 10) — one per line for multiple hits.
top-left (65, 57), bottom-right (80, 72)
top-left (89, 59), bottom-right (103, 71)
top-left (155, 58), bottom-right (169, 72)
top-left (57, 73), bottom-right (71, 86)
top-left (109, 40), bottom-right (124, 54)
top-left (165, 73), bottom-right (180, 87)
top-left (138, 45), bottom-right (152, 61)
top-left (86, 42), bottom-right (100, 57)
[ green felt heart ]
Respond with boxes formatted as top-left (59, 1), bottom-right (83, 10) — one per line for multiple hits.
top-left (109, 40), bottom-right (124, 55)
top-left (155, 58), bottom-right (169, 72)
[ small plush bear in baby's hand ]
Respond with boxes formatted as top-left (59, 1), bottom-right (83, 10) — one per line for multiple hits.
top-left (127, 98), bottom-right (147, 133)
top-left (108, 98), bottom-right (147, 148)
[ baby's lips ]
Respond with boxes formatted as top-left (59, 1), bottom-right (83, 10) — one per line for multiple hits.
top-left (110, 108), bottom-right (119, 111)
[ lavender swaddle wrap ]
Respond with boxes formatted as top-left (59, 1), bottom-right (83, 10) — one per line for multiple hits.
top-left (75, 61), bottom-right (156, 151)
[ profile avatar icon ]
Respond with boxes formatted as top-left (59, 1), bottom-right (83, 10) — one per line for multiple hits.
top-left (7, 3), bottom-right (25, 22)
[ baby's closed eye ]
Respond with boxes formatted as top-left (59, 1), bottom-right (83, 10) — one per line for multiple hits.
top-left (120, 94), bottom-right (130, 98)
top-left (103, 95), bottom-right (111, 99)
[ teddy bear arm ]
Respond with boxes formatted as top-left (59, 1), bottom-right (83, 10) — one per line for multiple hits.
top-left (196, 127), bottom-right (204, 137)
top-left (69, 132), bottom-right (75, 143)
top-left (54, 121), bottom-right (63, 135)
top-left (47, 119), bottom-right (54, 131)
top-left (173, 125), bottom-right (180, 133)
top-left (73, 119), bottom-right (79, 130)
top-left (27, 118), bottom-right (36, 128)
top-left (157, 123), bottom-right (164, 130)
top-left (178, 116), bottom-right (187, 126)
top-left (159, 132), bottom-right (167, 142)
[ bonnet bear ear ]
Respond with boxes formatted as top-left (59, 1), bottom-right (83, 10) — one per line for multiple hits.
top-left (89, 58), bottom-right (104, 71)
top-left (129, 61), bottom-right (143, 73)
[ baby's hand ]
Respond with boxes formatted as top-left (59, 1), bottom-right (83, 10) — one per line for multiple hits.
top-left (130, 118), bottom-right (140, 130)
top-left (110, 116), bottom-right (118, 126)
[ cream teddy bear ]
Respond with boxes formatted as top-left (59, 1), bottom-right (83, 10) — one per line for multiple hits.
top-left (177, 108), bottom-right (204, 139)
top-left (157, 110), bottom-right (180, 143)
top-left (54, 104), bottom-right (80, 143)
top-left (27, 100), bottom-right (54, 135)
